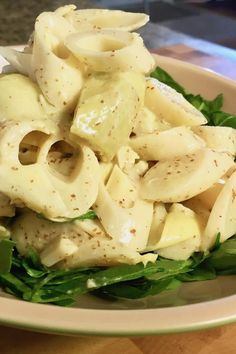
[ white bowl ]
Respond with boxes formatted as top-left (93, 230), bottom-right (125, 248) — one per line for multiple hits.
top-left (1, 52), bottom-right (236, 336)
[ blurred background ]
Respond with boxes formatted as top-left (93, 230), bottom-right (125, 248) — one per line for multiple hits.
top-left (1, 0), bottom-right (236, 50)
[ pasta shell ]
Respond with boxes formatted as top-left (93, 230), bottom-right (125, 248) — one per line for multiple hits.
top-left (32, 11), bottom-right (84, 111)
top-left (65, 29), bottom-right (155, 74)
top-left (64, 8), bottom-right (149, 32)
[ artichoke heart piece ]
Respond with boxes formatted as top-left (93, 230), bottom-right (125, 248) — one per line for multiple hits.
top-left (71, 72), bottom-right (145, 161)
top-left (157, 235), bottom-right (201, 261)
top-left (153, 203), bottom-right (202, 250)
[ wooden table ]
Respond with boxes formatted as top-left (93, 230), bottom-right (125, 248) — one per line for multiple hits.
top-left (0, 323), bottom-right (236, 354)
top-left (1, 43), bottom-right (236, 353)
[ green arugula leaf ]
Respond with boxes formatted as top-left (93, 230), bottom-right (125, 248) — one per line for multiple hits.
top-left (21, 258), bottom-right (47, 279)
top-left (51, 261), bottom-right (170, 296)
top-left (37, 210), bottom-right (97, 223)
top-left (207, 236), bottom-right (236, 271)
top-left (150, 66), bottom-right (186, 94)
top-left (145, 258), bottom-right (193, 281)
top-left (73, 210), bottom-right (97, 221)
top-left (85, 259), bottom-right (191, 291)
top-left (209, 94), bottom-right (224, 112)
top-left (0, 253), bottom-right (196, 304)
top-left (21, 247), bottom-right (48, 278)
top-left (210, 232), bottom-right (221, 252)
top-left (177, 266), bottom-right (216, 282)
top-left (0, 239), bottom-right (15, 274)
top-left (212, 111), bottom-right (236, 128)
top-left (94, 277), bottom-right (179, 299)
top-left (1, 235), bottom-right (236, 305)
top-left (0, 273), bottom-right (31, 298)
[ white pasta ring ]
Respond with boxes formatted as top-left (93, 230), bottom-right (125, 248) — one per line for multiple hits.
top-left (64, 8), bottom-right (149, 32)
top-left (37, 135), bottom-right (100, 220)
top-left (0, 121), bottom-right (100, 219)
top-left (65, 29), bottom-right (155, 74)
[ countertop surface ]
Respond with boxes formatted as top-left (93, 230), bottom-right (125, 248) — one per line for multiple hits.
top-left (0, 0), bottom-right (191, 48)
top-left (0, 323), bottom-right (236, 354)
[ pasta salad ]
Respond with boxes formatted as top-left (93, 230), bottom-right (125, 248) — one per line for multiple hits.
top-left (0, 6), bottom-right (235, 305)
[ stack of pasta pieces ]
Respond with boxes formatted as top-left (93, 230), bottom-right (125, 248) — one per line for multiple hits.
top-left (0, 5), bottom-right (235, 268)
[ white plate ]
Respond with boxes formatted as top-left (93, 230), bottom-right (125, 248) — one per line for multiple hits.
top-left (1, 50), bottom-right (236, 336)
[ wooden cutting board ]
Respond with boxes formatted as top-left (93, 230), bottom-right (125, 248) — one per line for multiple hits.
top-left (0, 43), bottom-right (236, 354)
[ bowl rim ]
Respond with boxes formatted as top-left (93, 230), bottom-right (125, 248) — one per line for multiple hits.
top-left (1, 49), bottom-right (236, 336)
top-left (0, 294), bottom-right (236, 336)
top-left (154, 52), bottom-right (236, 90)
